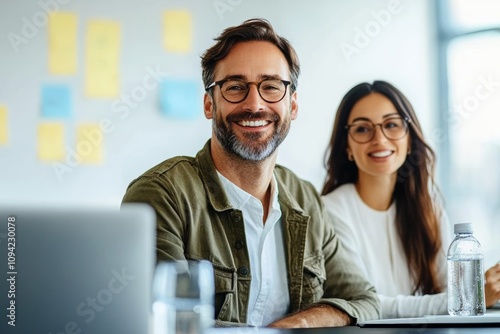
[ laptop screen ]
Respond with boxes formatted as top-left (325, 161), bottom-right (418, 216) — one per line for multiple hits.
top-left (0, 204), bottom-right (155, 334)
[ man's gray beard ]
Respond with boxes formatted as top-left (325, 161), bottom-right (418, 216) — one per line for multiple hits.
top-left (212, 104), bottom-right (291, 162)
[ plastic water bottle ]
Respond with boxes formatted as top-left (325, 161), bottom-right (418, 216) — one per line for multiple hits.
top-left (447, 222), bottom-right (486, 316)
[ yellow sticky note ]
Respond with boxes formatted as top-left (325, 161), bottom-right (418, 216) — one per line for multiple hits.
top-left (85, 20), bottom-right (121, 98)
top-left (0, 105), bottom-right (8, 144)
top-left (163, 10), bottom-right (192, 53)
top-left (38, 122), bottom-right (65, 161)
top-left (85, 71), bottom-right (119, 98)
top-left (48, 12), bottom-right (78, 74)
top-left (76, 123), bottom-right (103, 164)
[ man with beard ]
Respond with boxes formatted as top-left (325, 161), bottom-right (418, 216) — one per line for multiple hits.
top-left (122, 18), bottom-right (380, 328)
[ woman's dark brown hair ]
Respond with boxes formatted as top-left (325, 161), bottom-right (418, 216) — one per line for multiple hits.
top-left (201, 18), bottom-right (300, 94)
top-left (321, 80), bottom-right (443, 295)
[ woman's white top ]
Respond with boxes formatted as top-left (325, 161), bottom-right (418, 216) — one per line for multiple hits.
top-left (322, 183), bottom-right (452, 318)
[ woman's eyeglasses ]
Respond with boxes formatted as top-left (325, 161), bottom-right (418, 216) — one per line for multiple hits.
top-left (345, 116), bottom-right (411, 143)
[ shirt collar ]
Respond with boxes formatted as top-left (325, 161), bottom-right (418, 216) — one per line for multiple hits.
top-left (216, 170), bottom-right (280, 217)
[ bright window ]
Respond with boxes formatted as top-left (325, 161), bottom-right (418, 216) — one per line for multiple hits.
top-left (449, 0), bottom-right (500, 29)
top-left (438, 0), bottom-right (500, 266)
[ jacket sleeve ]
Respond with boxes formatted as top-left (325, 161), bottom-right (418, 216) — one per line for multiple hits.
top-left (122, 175), bottom-right (187, 262)
top-left (317, 204), bottom-right (381, 322)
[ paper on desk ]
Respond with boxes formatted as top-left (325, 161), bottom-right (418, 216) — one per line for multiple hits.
top-left (358, 309), bottom-right (500, 326)
top-left (205, 328), bottom-right (281, 334)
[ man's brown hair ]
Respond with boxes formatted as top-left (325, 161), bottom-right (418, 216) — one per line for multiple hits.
top-left (201, 18), bottom-right (300, 95)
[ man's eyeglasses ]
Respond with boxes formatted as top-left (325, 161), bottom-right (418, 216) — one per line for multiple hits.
top-left (345, 116), bottom-right (411, 143)
top-left (205, 78), bottom-right (291, 103)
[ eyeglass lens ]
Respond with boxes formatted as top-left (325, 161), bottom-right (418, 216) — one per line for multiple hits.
top-left (220, 79), bottom-right (287, 103)
top-left (348, 117), bottom-right (408, 143)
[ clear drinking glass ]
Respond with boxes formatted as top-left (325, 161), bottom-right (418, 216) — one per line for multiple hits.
top-left (152, 260), bottom-right (215, 334)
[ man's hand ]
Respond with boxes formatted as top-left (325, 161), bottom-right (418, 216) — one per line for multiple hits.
top-left (267, 304), bottom-right (353, 328)
top-left (485, 263), bottom-right (500, 307)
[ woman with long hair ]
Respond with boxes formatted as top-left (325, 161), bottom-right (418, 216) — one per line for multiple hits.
top-left (321, 80), bottom-right (500, 318)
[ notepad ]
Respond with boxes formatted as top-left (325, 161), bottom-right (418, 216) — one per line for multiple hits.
top-left (358, 310), bottom-right (500, 327)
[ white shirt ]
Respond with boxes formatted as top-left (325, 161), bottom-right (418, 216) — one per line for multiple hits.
top-left (322, 183), bottom-right (452, 318)
top-left (217, 172), bottom-right (289, 326)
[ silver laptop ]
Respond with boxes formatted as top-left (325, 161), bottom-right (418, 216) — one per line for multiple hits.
top-left (0, 204), bottom-right (155, 334)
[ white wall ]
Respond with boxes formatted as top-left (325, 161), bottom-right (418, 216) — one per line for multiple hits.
top-left (0, 0), bottom-right (438, 207)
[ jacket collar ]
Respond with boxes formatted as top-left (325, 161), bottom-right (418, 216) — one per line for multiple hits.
top-left (196, 139), bottom-right (234, 212)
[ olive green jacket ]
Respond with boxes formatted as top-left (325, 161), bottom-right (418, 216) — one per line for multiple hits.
top-left (122, 140), bottom-right (380, 326)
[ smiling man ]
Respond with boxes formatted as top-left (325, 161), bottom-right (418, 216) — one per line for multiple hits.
top-left (122, 18), bottom-right (379, 328)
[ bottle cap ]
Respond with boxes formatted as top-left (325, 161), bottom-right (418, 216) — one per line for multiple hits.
top-left (454, 222), bottom-right (473, 234)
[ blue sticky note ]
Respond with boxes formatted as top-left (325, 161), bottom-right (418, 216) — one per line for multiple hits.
top-left (159, 79), bottom-right (199, 119)
top-left (41, 84), bottom-right (72, 119)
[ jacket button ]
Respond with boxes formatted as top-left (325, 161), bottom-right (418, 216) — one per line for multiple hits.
top-left (230, 211), bottom-right (241, 222)
top-left (238, 266), bottom-right (249, 276)
top-left (235, 240), bottom-right (244, 249)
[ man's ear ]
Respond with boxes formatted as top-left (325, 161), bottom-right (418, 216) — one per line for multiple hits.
top-left (290, 91), bottom-right (298, 120)
top-left (204, 93), bottom-right (214, 119)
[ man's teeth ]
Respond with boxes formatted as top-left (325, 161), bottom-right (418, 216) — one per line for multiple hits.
top-left (370, 150), bottom-right (392, 158)
top-left (239, 120), bottom-right (268, 127)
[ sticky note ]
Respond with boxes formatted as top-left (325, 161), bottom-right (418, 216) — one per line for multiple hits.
top-left (160, 79), bottom-right (199, 119)
top-left (0, 105), bottom-right (7, 144)
top-left (85, 20), bottom-right (121, 98)
top-left (163, 10), bottom-right (192, 53)
top-left (76, 123), bottom-right (103, 164)
top-left (48, 12), bottom-right (78, 74)
top-left (38, 122), bottom-right (65, 161)
top-left (41, 84), bottom-right (72, 119)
